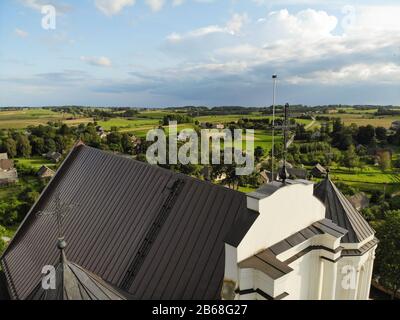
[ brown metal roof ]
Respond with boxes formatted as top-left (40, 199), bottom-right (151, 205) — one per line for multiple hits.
top-left (314, 176), bottom-right (375, 243)
top-left (341, 237), bottom-right (379, 257)
top-left (0, 271), bottom-right (10, 300)
top-left (239, 251), bottom-right (293, 280)
top-left (268, 218), bottom-right (347, 257)
top-left (1, 144), bottom-right (255, 300)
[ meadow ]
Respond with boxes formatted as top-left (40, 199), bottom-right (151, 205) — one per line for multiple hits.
top-left (14, 157), bottom-right (57, 170)
top-left (328, 113), bottom-right (398, 128)
top-left (1, 107), bottom-right (399, 196)
top-left (0, 109), bottom-right (96, 130)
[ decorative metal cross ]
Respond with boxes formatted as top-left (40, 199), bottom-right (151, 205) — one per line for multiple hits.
top-left (273, 103), bottom-right (296, 182)
top-left (36, 191), bottom-right (78, 240)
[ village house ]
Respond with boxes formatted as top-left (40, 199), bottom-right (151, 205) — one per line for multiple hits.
top-left (390, 120), bottom-right (400, 130)
top-left (311, 163), bottom-right (327, 178)
top-left (96, 126), bottom-right (109, 139)
top-left (213, 123), bottom-right (225, 130)
top-left (36, 165), bottom-right (55, 179)
top-left (43, 151), bottom-right (62, 163)
top-left (129, 135), bottom-right (141, 146)
top-left (276, 161), bottom-right (308, 180)
top-left (0, 153), bottom-right (18, 186)
top-left (0, 144), bottom-right (377, 300)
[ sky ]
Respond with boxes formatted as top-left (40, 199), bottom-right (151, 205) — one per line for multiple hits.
top-left (0, 0), bottom-right (400, 107)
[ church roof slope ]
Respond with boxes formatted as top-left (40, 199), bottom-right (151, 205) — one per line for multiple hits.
top-left (27, 240), bottom-right (128, 300)
top-left (313, 176), bottom-right (374, 243)
top-left (1, 144), bottom-right (254, 300)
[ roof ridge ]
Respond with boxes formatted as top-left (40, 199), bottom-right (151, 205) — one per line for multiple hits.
top-left (330, 181), bottom-right (374, 241)
top-left (314, 177), bottom-right (374, 243)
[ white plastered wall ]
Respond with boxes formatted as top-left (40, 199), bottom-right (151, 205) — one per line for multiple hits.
top-left (239, 183), bottom-right (326, 262)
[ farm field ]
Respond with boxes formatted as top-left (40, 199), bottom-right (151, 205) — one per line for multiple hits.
top-left (0, 108), bottom-right (90, 129)
top-left (329, 166), bottom-right (400, 184)
top-left (328, 113), bottom-right (399, 128)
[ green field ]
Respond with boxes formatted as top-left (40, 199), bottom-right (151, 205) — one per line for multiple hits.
top-left (328, 113), bottom-right (398, 128)
top-left (329, 166), bottom-right (400, 184)
top-left (323, 164), bottom-right (400, 195)
top-left (0, 108), bottom-right (84, 129)
top-left (14, 157), bottom-right (57, 170)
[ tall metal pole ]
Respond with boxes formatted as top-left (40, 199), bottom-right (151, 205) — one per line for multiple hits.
top-left (271, 74), bottom-right (277, 181)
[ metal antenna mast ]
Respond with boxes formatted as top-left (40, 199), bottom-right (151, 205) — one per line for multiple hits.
top-left (271, 74), bottom-right (278, 181)
top-left (277, 103), bottom-right (295, 183)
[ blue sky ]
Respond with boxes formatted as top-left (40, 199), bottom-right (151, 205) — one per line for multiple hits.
top-left (1, 0), bottom-right (400, 107)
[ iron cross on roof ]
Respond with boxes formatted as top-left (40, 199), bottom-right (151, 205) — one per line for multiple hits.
top-left (36, 191), bottom-right (78, 242)
top-left (274, 103), bottom-right (296, 182)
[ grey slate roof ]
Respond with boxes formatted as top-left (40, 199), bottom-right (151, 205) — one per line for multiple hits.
top-left (1, 144), bottom-right (255, 300)
top-left (314, 176), bottom-right (375, 243)
top-left (269, 218), bottom-right (347, 256)
top-left (27, 241), bottom-right (127, 300)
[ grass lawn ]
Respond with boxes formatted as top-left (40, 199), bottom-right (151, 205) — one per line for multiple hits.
top-left (13, 157), bottom-right (57, 170)
top-left (238, 186), bottom-right (257, 193)
top-left (138, 110), bottom-right (177, 119)
top-left (340, 108), bottom-right (378, 114)
top-left (97, 118), bottom-right (160, 130)
top-left (329, 166), bottom-right (400, 184)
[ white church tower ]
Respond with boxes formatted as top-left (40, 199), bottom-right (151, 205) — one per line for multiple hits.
top-left (222, 174), bottom-right (377, 300)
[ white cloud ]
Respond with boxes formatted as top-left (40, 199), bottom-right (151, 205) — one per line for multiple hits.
top-left (287, 63), bottom-right (400, 85)
top-left (19, 0), bottom-right (71, 13)
top-left (211, 7), bottom-right (400, 66)
top-left (80, 56), bottom-right (112, 67)
top-left (172, 0), bottom-right (184, 6)
top-left (167, 13), bottom-right (248, 42)
top-left (15, 28), bottom-right (29, 38)
top-left (145, 0), bottom-right (165, 12)
top-left (343, 5), bottom-right (400, 34)
top-left (262, 9), bottom-right (337, 41)
top-left (94, 0), bottom-right (135, 16)
top-left (163, 6), bottom-right (400, 90)
top-left (19, 0), bottom-right (43, 11)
